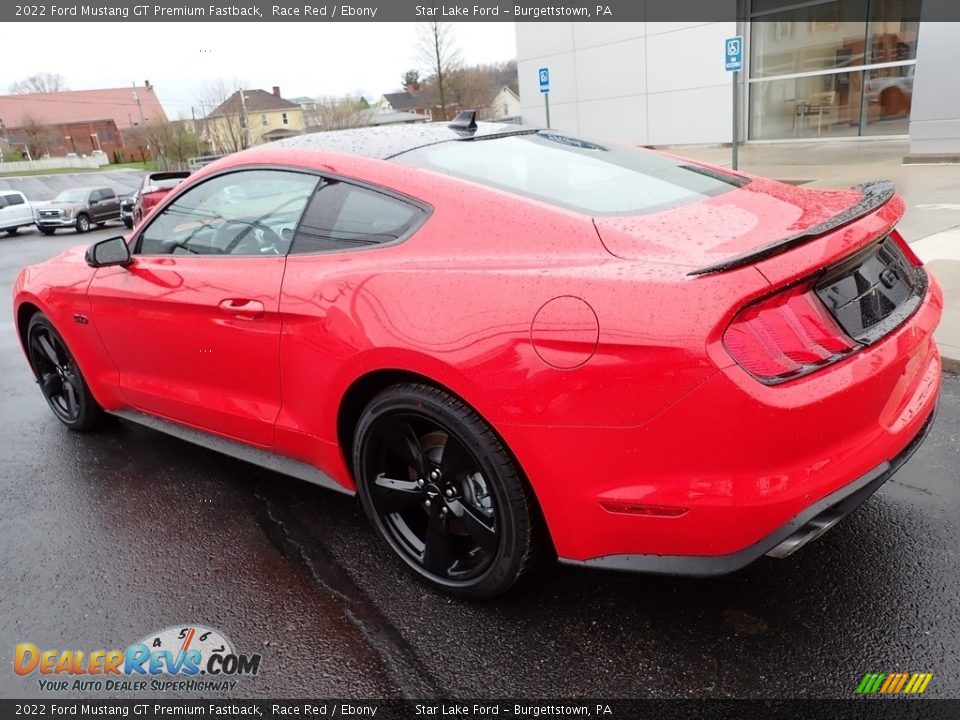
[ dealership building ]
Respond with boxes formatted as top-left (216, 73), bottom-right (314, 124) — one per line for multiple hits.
top-left (516, 0), bottom-right (959, 157)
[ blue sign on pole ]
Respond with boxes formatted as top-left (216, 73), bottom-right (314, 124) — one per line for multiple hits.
top-left (725, 36), bottom-right (744, 72)
top-left (539, 67), bottom-right (550, 93)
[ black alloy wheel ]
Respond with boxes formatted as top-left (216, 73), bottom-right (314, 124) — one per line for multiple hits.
top-left (76, 214), bottom-right (90, 233)
top-left (26, 314), bottom-right (103, 431)
top-left (355, 384), bottom-right (541, 599)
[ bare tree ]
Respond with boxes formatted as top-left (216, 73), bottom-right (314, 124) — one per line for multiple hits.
top-left (304, 96), bottom-right (372, 132)
top-left (198, 79), bottom-right (248, 154)
top-left (18, 116), bottom-right (55, 159)
top-left (447, 67), bottom-right (497, 118)
top-left (416, 22), bottom-right (462, 121)
top-left (165, 119), bottom-right (200, 167)
top-left (122, 125), bottom-right (152, 165)
top-left (10, 73), bottom-right (68, 94)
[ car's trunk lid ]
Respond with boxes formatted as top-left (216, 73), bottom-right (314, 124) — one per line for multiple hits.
top-left (593, 177), bottom-right (902, 286)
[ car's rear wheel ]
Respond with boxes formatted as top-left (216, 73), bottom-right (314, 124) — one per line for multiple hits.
top-left (354, 383), bottom-right (541, 599)
top-left (76, 214), bottom-right (90, 233)
top-left (26, 314), bottom-right (103, 431)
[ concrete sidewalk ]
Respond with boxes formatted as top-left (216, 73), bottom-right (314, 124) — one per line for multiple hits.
top-left (670, 139), bottom-right (960, 372)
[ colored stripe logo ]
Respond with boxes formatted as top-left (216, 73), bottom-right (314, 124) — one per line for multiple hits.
top-left (857, 672), bottom-right (933, 695)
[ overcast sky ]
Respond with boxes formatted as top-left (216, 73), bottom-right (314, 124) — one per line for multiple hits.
top-left (2, 22), bottom-right (518, 116)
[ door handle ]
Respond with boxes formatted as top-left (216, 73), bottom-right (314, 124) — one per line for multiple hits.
top-left (218, 298), bottom-right (265, 319)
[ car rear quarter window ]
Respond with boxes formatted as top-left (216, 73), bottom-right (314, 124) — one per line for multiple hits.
top-left (290, 180), bottom-right (425, 254)
top-left (394, 131), bottom-right (746, 216)
top-left (1, 193), bottom-right (24, 206)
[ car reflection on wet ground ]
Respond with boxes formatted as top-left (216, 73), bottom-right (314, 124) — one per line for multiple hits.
top-left (1, 228), bottom-right (958, 699)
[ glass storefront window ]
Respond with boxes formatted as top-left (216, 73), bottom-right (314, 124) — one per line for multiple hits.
top-left (748, 0), bottom-right (921, 139)
top-left (749, 73), bottom-right (861, 140)
top-left (751, 1), bottom-right (868, 78)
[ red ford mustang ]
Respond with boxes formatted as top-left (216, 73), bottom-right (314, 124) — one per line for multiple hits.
top-left (13, 115), bottom-right (942, 598)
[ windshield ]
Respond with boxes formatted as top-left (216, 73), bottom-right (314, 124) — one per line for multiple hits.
top-left (53, 190), bottom-right (89, 203)
top-left (394, 131), bottom-right (746, 216)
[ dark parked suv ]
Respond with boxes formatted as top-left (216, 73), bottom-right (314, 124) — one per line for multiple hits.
top-left (35, 187), bottom-right (122, 234)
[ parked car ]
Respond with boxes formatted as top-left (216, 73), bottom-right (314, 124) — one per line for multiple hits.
top-left (865, 67), bottom-right (915, 117)
top-left (133, 172), bottom-right (190, 226)
top-left (35, 187), bottom-right (122, 235)
top-left (0, 190), bottom-right (35, 236)
top-left (120, 191), bottom-right (137, 229)
top-left (12, 117), bottom-right (942, 599)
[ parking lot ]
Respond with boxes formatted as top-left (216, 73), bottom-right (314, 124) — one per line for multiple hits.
top-left (1, 224), bottom-right (958, 699)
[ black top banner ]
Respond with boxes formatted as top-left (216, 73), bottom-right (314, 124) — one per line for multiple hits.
top-left (3, 0), bottom-right (959, 23)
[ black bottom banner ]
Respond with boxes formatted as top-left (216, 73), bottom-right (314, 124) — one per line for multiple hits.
top-left (2, 700), bottom-right (959, 720)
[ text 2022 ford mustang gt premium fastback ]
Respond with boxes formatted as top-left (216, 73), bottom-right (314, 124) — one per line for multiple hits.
top-left (13, 115), bottom-right (942, 598)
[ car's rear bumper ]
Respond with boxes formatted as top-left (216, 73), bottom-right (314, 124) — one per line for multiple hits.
top-left (499, 270), bottom-right (943, 568)
top-left (558, 403), bottom-right (937, 575)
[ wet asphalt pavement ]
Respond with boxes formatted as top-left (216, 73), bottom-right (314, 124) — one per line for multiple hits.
top-left (1, 226), bottom-right (958, 700)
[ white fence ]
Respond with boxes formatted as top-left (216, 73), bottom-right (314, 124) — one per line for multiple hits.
top-left (0, 155), bottom-right (110, 174)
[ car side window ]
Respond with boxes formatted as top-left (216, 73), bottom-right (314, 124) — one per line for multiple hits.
top-left (2, 193), bottom-right (24, 207)
top-left (290, 180), bottom-right (425, 254)
top-left (138, 170), bottom-right (319, 257)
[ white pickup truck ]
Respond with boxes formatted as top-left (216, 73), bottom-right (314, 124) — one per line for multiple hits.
top-left (0, 190), bottom-right (35, 236)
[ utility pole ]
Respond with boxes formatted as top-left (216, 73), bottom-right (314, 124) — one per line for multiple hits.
top-left (239, 89), bottom-right (250, 149)
top-left (132, 82), bottom-right (145, 125)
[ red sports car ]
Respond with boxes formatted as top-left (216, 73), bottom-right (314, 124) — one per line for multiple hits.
top-left (132, 171), bottom-right (191, 227)
top-left (13, 115), bottom-right (942, 599)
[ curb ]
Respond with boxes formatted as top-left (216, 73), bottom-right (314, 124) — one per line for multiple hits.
top-left (943, 356), bottom-right (960, 375)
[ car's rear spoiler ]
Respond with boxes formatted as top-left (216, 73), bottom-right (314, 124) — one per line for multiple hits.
top-left (687, 180), bottom-right (896, 276)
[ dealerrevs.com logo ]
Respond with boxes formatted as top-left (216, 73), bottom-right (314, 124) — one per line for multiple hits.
top-left (14, 625), bottom-right (262, 693)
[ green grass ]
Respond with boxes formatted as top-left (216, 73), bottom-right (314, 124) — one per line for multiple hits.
top-left (109, 161), bottom-right (157, 171)
top-left (0, 166), bottom-right (100, 178)
top-left (0, 160), bottom-right (156, 178)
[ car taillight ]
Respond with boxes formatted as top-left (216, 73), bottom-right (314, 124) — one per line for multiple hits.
top-left (723, 283), bottom-right (857, 383)
top-left (889, 228), bottom-right (922, 267)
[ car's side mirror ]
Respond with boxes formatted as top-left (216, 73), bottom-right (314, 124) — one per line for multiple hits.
top-left (85, 236), bottom-right (132, 268)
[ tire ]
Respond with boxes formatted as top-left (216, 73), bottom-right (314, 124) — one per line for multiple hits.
top-left (5, 227), bottom-right (18, 236)
top-left (96, 222), bottom-right (106, 228)
top-left (354, 383), bottom-right (541, 599)
top-left (123, 217), bottom-right (133, 229)
top-left (39, 227), bottom-right (55, 236)
top-left (134, 211), bottom-right (142, 227)
top-left (26, 313), bottom-right (104, 431)
top-left (76, 214), bottom-right (90, 233)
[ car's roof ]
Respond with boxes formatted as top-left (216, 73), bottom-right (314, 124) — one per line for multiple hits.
top-left (269, 121), bottom-right (537, 160)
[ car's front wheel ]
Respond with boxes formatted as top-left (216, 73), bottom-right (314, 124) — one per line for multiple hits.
top-left (26, 313), bottom-right (103, 431)
top-left (355, 383), bottom-right (542, 599)
top-left (75, 214), bottom-right (90, 233)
